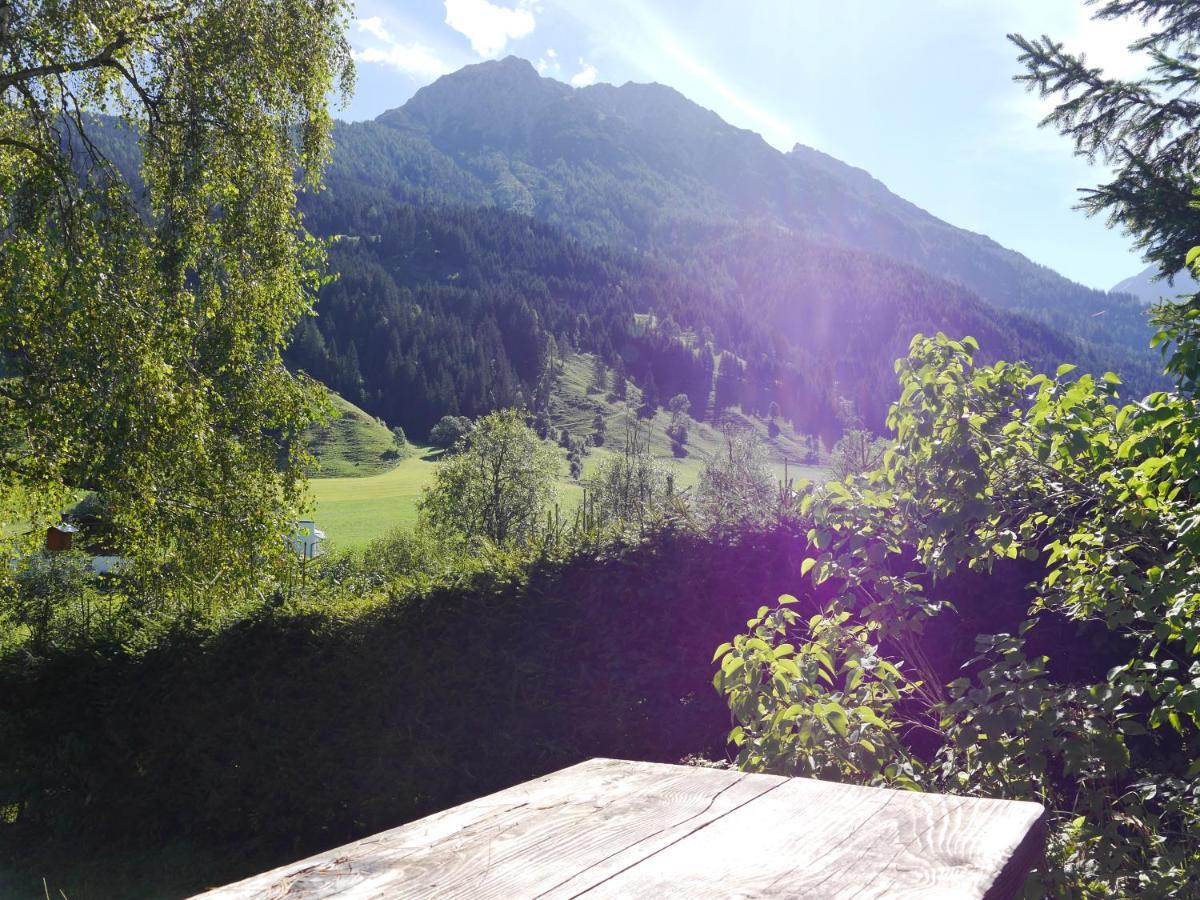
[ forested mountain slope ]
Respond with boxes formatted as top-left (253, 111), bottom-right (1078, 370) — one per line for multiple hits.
top-left (293, 195), bottom-right (1125, 440)
top-left (332, 56), bottom-right (1154, 358)
top-left (85, 60), bottom-right (1162, 440)
top-left (1112, 264), bottom-right (1200, 305)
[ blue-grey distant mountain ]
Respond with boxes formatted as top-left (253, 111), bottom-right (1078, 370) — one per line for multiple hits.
top-left (1112, 264), bottom-right (1200, 306)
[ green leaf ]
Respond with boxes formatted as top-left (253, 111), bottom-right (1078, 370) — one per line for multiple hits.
top-left (826, 707), bottom-right (849, 737)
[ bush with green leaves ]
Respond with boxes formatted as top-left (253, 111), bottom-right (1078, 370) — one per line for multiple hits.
top-left (583, 421), bottom-right (676, 536)
top-left (428, 415), bottom-right (473, 451)
top-left (694, 428), bottom-right (776, 530)
top-left (719, 3), bottom-right (1200, 887)
top-left (718, 326), bottom-right (1200, 894)
top-left (830, 427), bottom-right (889, 481)
top-left (6, 552), bottom-right (102, 654)
top-left (419, 409), bottom-right (560, 548)
top-left (713, 599), bottom-right (921, 787)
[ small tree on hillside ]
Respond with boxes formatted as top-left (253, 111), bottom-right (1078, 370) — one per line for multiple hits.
top-left (638, 371), bottom-right (660, 418)
top-left (666, 393), bottom-right (691, 456)
top-left (695, 428), bottom-right (774, 529)
top-left (419, 410), bottom-right (560, 547)
top-left (667, 393), bottom-right (691, 420)
top-left (590, 355), bottom-right (608, 393)
top-left (767, 401), bottom-right (782, 438)
top-left (429, 415), bottom-right (473, 452)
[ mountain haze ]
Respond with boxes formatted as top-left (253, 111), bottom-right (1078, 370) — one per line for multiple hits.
top-left (1112, 264), bottom-right (1200, 306)
top-left (357, 58), bottom-right (1150, 348)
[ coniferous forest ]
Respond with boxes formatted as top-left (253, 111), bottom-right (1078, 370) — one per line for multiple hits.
top-left (284, 63), bottom-right (1166, 442)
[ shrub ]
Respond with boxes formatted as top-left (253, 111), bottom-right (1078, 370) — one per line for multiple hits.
top-left (420, 410), bottom-right (560, 547)
top-left (717, 332), bottom-right (1200, 895)
top-left (428, 415), bottom-right (472, 451)
top-left (694, 428), bottom-right (774, 530)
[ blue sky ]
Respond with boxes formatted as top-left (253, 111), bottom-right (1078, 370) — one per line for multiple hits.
top-left (342, 0), bottom-right (1151, 290)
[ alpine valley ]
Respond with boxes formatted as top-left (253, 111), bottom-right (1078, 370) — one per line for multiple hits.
top-left (291, 56), bottom-right (1159, 441)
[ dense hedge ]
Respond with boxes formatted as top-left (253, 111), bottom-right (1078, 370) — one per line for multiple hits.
top-left (0, 523), bottom-right (1115, 897)
top-left (0, 527), bottom-right (817, 897)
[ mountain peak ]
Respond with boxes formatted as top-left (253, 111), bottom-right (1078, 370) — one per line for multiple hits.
top-left (379, 55), bottom-right (571, 145)
top-left (404, 55), bottom-right (560, 105)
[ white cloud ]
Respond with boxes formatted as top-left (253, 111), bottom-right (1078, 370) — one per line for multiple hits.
top-left (443, 0), bottom-right (536, 58)
top-left (536, 47), bottom-right (560, 75)
top-left (354, 44), bottom-right (452, 80)
top-left (356, 16), bottom-right (394, 45)
top-left (570, 59), bottom-right (598, 87)
top-left (352, 16), bottom-right (451, 79)
top-left (1071, 13), bottom-right (1148, 80)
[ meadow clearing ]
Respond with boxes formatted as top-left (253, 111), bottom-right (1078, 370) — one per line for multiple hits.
top-left (307, 355), bottom-right (827, 551)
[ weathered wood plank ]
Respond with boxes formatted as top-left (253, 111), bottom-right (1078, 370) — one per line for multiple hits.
top-left (196, 759), bottom-right (785, 899)
top-left (578, 776), bottom-right (1046, 900)
top-left (196, 759), bottom-right (1045, 900)
top-left (193, 758), bottom-right (620, 899)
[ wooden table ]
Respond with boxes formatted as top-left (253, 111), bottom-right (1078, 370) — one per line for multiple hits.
top-left (198, 758), bottom-right (1045, 899)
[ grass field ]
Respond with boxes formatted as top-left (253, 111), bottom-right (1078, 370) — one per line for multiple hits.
top-left (308, 354), bottom-right (829, 552)
top-left (307, 447), bottom-right (441, 550)
top-left (305, 390), bottom-right (405, 478)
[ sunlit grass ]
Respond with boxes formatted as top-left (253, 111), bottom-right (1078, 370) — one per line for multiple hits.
top-left (309, 354), bottom-right (829, 551)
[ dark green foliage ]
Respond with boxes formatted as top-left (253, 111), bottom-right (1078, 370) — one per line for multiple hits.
top-left (0, 527), bottom-right (820, 898)
top-left (591, 413), bottom-right (606, 447)
top-left (320, 56), bottom-right (1156, 381)
top-left (8, 553), bottom-right (98, 656)
top-left (286, 69), bottom-right (1165, 446)
top-left (428, 415), bottom-right (472, 450)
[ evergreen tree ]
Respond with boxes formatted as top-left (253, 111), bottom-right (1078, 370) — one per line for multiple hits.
top-left (591, 355), bottom-right (608, 392)
top-left (592, 414), bottom-right (607, 447)
top-left (639, 371), bottom-right (660, 418)
top-left (1012, 1), bottom-right (1200, 278)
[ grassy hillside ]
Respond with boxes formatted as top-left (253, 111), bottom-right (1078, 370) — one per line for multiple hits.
top-left (550, 353), bottom-right (825, 503)
top-left (305, 390), bottom-right (405, 478)
top-left (309, 354), bottom-right (827, 552)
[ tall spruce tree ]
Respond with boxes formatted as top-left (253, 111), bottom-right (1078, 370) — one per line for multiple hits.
top-left (1011, 1), bottom-right (1200, 280)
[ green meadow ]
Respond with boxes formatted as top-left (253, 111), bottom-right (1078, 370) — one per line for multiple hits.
top-left (307, 354), bottom-right (828, 551)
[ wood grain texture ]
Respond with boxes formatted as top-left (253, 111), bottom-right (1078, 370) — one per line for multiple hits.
top-left (578, 776), bottom-right (1046, 900)
top-left (195, 759), bottom-right (783, 899)
top-left (196, 758), bottom-right (1044, 900)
